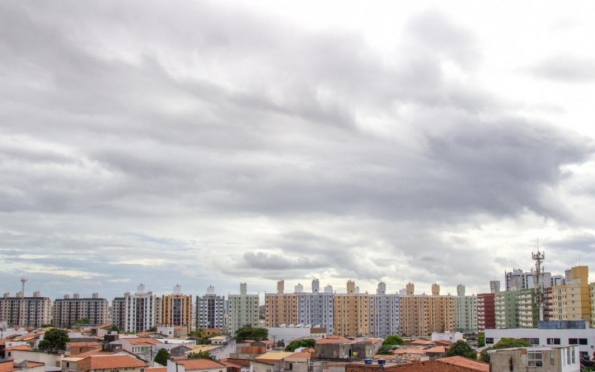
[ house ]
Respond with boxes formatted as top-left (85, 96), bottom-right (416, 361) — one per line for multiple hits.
top-left (346, 356), bottom-right (488, 372)
top-left (76, 354), bottom-right (148, 372)
top-left (489, 346), bottom-right (580, 372)
top-left (167, 359), bottom-right (226, 372)
top-left (252, 351), bottom-right (295, 372)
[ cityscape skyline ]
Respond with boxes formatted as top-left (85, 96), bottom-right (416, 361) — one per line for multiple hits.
top-left (2, 2), bottom-right (595, 304)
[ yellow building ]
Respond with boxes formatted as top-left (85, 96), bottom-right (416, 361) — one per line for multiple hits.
top-left (161, 285), bottom-right (193, 332)
top-left (265, 280), bottom-right (299, 327)
top-left (551, 266), bottom-right (590, 324)
top-left (398, 283), bottom-right (454, 337)
top-left (333, 281), bottom-right (371, 337)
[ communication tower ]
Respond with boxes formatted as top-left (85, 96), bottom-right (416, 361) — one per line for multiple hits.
top-left (532, 245), bottom-right (545, 321)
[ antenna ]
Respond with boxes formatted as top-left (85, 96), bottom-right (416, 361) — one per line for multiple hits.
top-left (531, 242), bottom-right (545, 322)
top-left (19, 275), bottom-right (28, 327)
top-left (21, 275), bottom-right (28, 295)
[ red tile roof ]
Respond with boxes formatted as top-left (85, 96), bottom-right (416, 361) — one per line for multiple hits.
top-left (176, 359), bottom-right (226, 370)
top-left (146, 368), bottom-right (167, 372)
top-left (436, 356), bottom-right (489, 372)
top-left (316, 336), bottom-right (353, 345)
top-left (121, 338), bottom-right (161, 345)
top-left (6, 345), bottom-right (32, 352)
top-left (83, 355), bottom-right (148, 370)
top-left (71, 347), bottom-right (113, 358)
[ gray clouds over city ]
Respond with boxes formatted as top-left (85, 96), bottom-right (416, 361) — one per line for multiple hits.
top-left (2, 1), bottom-right (595, 300)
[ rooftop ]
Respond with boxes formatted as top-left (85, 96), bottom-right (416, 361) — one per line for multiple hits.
top-left (436, 356), bottom-right (489, 372)
top-left (175, 359), bottom-right (226, 370)
top-left (83, 355), bottom-right (147, 370)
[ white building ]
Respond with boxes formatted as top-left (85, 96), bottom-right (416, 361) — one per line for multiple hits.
top-left (119, 284), bottom-right (158, 333)
top-left (196, 286), bottom-right (226, 330)
top-left (227, 283), bottom-right (259, 337)
top-left (267, 325), bottom-right (327, 345)
top-left (453, 285), bottom-right (478, 334)
top-left (295, 280), bottom-right (334, 335)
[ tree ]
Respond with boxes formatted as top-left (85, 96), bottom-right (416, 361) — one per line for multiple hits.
top-left (285, 339), bottom-right (316, 352)
top-left (479, 338), bottom-right (530, 363)
top-left (74, 317), bottom-right (90, 325)
top-left (382, 335), bottom-right (405, 346)
top-left (109, 325), bottom-right (120, 333)
top-left (146, 326), bottom-right (157, 332)
top-left (276, 340), bottom-right (285, 348)
top-left (445, 340), bottom-right (477, 360)
top-left (154, 348), bottom-right (170, 366)
top-left (376, 345), bottom-right (393, 355)
top-left (38, 328), bottom-right (69, 353)
top-left (477, 332), bottom-right (485, 348)
top-left (188, 351), bottom-right (211, 359)
top-left (235, 324), bottom-right (268, 342)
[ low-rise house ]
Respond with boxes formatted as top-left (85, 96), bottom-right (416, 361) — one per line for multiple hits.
top-left (346, 356), bottom-right (488, 372)
top-left (66, 342), bottom-right (102, 357)
top-left (76, 354), bottom-right (148, 372)
top-left (252, 351), bottom-right (295, 372)
top-left (167, 359), bottom-right (226, 372)
top-left (112, 337), bottom-right (161, 359)
top-left (489, 346), bottom-right (580, 372)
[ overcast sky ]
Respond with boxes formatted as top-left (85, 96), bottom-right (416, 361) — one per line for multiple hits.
top-left (2, 1), bottom-right (595, 301)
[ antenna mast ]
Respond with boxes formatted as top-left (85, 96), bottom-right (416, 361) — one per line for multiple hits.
top-left (19, 275), bottom-right (28, 327)
top-left (532, 241), bottom-right (545, 322)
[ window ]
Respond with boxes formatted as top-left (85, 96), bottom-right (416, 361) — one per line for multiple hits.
top-left (547, 338), bottom-right (560, 345)
top-left (486, 338), bottom-right (494, 344)
top-left (528, 351), bottom-right (543, 367)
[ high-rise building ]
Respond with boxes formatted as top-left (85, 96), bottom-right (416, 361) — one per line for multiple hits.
top-left (52, 293), bottom-right (108, 328)
top-left (398, 283), bottom-right (454, 337)
top-left (453, 285), bottom-right (478, 333)
top-left (477, 293), bottom-right (495, 331)
top-left (295, 280), bottom-right (334, 335)
top-left (265, 281), bottom-right (298, 327)
top-left (551, 266), bottom-right (590, 323)
top-left (114, 284), bottom-right (158, 333)
top-left (227, 283), bottom-right (259, 337)
top-left (0, 291), bottom-right (51, 328)
top-left (369, 282), bottom-right (400, 338)
top-left (495, 291), bottom-right (518, 329)
top-left (333, 281), bottom-right (371, 337)
top-left (516, 288), bottom-right (539, 328)
top-left (196, 286), bottom-right (225, 330)
top-left (161, 285), bottom-right (192, 332)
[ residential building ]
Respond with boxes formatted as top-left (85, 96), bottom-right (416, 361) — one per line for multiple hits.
top-left (295, 280), bottom-right (334, 335)
top-left (369, 282), bottom-right (400, 338)
top-left (115, 284), bottom-right (158, 333)
top-left (517, 288), bottom-right (539, 328)
top-left (168, 356), bottom-right (227, 372)
top-left (0, 291), bottom-right (51, 328)
top-left (490, 280), bottom-right (500, 293)
top-left (196, 286), bottom-right (226, 330)
top-left (52, 293), bottom-right (108, 328)
top-left (453, 285), bottom-right (477, 333)
top-left (76, 355), bottom-right (148, 372)
top-left (227, 283), bottom-right (259, 337)
top-left (489, 345), bottom-right (579, 372)
top-left (161, 285), bottom-right (192, 332)
top-left (551, 266), bottom-right (590, 323)
top-left (111, 297), bottom-right (126, 331)
top-left (398, 283), bottom-right (455, 337)
top-left (265, 281), bottom-right (299, 328)
top-left (477, 293), bottom-right (495, 331)
top-left (333, 281), bottom-right (371, 337)
top-left (495, 291), bottom-right (517, 329)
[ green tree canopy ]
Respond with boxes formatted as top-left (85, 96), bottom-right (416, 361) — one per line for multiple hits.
top-left (235, 325), bottom-right (268, 342)
top-left (479, 338), bottom-right (531, 363)
top-left (154, 348), bottom-right (170, 366)
top-left (445, 340), bottom-right (476, 360)
top-left (376, 345), bottom-right (393, 355)
top-left (38, 328), bottom-right (70, 353)
top-left (109, 325), bottom-right (120, 333)
top-left (74, 317), bottom-right (90, 325)
top-left (284, 339), bottom-right (316, 352)
top-left (188, 351), bottom-right (211, 359)
top-left (382, 335), bottom-right (405, 346)
top-left (477, 332), bottom-right (485, 348)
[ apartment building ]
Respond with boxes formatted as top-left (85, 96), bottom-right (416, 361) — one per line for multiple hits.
top-left (495, 290), bottom-right (517, 329)
top-left (477, 293), bottom-right (495, 331)
top-left (0, 291), bottom-right (51, 328)
top-left (333, 281), bottom-right (371, 337)
top-left (369, 282), bottom-right (400, 338)
top-left (52, 293), bottom-right (108, 328)
top-left (227, 283), bottom-right (259, 337)
top-left (399, 283), bottom-right (454, 337)
top-left (112, 284), bottom-right (158, 333)
top-left (161, 285), bottom-right (193, 332)
top-left (265, 281), bottom-right (299, 327)
top-left (196, 286), bottom-right (226, 330)
top-left (453, 285), bottom-right (478, 333)
top-left (517, 288), bottom-right (539, 328)
top-left (551, 266), bottom-right (590, 323)
top-left (295, 280), bottom-right (334, 335)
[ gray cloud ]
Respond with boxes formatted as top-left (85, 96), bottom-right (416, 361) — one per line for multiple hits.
top-left (530, 54), bottom-right (595, 82)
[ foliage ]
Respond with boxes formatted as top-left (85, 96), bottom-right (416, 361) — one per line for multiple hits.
top-left (188, 351), bottom-right (211, 359)
top-left (110, 325), bottom-right (120, 333)
top-left (146, 326), bottom-right (157, 332)
top-left (38, 328), bottom-right (70, 353)
top-left (235, 324), bottom-right (268, 342)
top-left (382, 335), bottom-right (405, 346)
top-left (154, 348), bottom-right (170, 366)
top-left (284, 339), bottom-right (316, 352)
top-left (479, 338), bottom-right (531, 363)
top-left (445, 340), bottom-right (477, 360)
top-left (74, 317), bottom-right (90, 325)
top-left (376, 345), bottom-right (393, 355)
top-left (477, 332), bottom-right (485, 348)
top-left (276, 340), bottom-right (285, 348)
top-left (40, 324), bottom-right (53, 328)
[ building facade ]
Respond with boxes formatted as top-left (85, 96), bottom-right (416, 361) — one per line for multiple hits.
top-left (161, 285), bottom-right (193, 332)
top-left (196, 286), bottom-right (226, 331)
top-left (0, 291), bottom-right (51, 328)
top-left (113, 284), bottom-right (158, 333)
top-left (227, 283), bottom-right (259, 337)
top-left (52, 293), bottom-right (108, 328)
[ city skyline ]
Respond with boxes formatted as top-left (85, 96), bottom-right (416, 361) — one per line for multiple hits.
top-left (2, 2), bottom-right (595, 302)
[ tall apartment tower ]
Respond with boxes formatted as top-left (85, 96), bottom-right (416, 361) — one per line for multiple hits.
top-left (161, 285), bottom-right (193, 332)
top-left (112, 297), bottom-right (126, 331)
top-left (227, 283), bottom-right (259, 336)
top-left (399, 283), bottom-right (455, 337)
top-left (370, 282), bottom-right (400, 338)
top-left (120, 284), bottom-right (158, 333)
top-left (0, 291), bottom-right (51, 328)
top-left (477, 293), bottom-right (495, 331)
top-left (490, 280), bottom-right (501, 293)
top-left (52, 293), bottom-right (108, 328)
top-left (295, 280), bottom-right (334, 335)
top-left (265, 280), bottom-right (298, 328)
top-left (551, 266), bottom-right (590, 323)
top-left (333, 280), bottom-right (371, 337)
top-left (453, 285), bottom-right (478, 333)
top-left (196, 286), bottom-right (226, 331)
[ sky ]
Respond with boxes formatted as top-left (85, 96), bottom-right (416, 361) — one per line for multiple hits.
top-left (2, 1), bottom-right (595, 301)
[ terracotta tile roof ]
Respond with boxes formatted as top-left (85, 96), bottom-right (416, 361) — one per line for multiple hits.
top-left (436, 356), bottom-right (489, 372)
top-left (146, 368), bottom-right (167, 372)
top-left (287, 352), bottom-right (311, 360)
top-left (255, 351), bottom-right (295, 362)
top-left (409, 340), bottom-right (433, 346)
top-left (219, 361), bottom-right (242, 369)
top-left (175, 359), bottom-right (226, 370)
top-left (84, 355), bottom-right (148, 370)
top-left (424, 346), bottom-right (446, 353)
top-left (221, 359), bottom-right (250, 367)
top-left (6, 345), bottom-right (32, 352)
top-left (68, 341), bottom-right (102, 347)
top-left (393, 348), bottom-right (425, 355)
top-left (316, 336), bottom-right (353, 345)
top-left (71, 347), bottom-right (112, 358)
top-left (0, 361), bottom-right (14, 372)
top-left (94, 324), bottom-right (113, 329)
top-left (26, 361), bottom-right (45, 368)
top-left (122, 338), bottom-right (161, 345)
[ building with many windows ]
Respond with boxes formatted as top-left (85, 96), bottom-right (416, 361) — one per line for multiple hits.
top-left (369, 282), bottom-right (400, 338)
top-left (161, 285), bottom-right (193, 332)
top-left (52, 293), bottom-right (108, 328)
top-left (453, 285), bottom-right (477, 334)
top-left (0, 291), bottom-right (51, 328)
top-left (398, 283), bottom-right (455, 337)
top-left (112, 284), bottom-right (158, 333)
top-left (196, 286), bottom-right (226, 331)
top-left (227, 283), bottom-right (259, 337)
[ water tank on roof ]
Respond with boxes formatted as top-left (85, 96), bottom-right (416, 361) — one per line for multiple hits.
top-left (378, 360), bottom-right (386, 365)
top-left (364, 359), bottom-right (373, 365)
